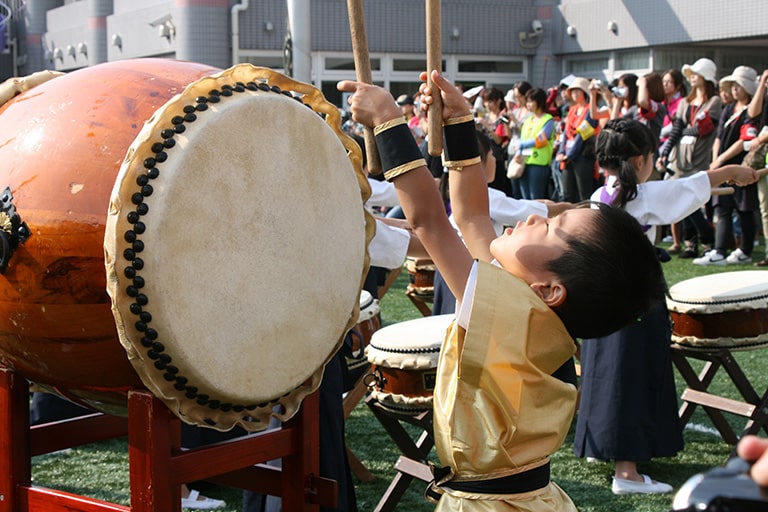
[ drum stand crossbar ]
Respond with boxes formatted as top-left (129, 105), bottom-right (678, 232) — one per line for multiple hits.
top-left (365, 395), bottom-right (434, 512)
top-left (0, 368), bottom-right (336, 512)
top-left (671, 345), bottom-right (768, 445)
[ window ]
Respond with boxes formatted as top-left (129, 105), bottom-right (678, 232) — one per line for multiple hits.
top-left (566, 57), bottom-right (609, 74)
top-left (617, 49), bottom-right (648, 71)
top-left (458, 60), bottom-right (522, 74)
top-left (326, 56), bottom-right (381, 72)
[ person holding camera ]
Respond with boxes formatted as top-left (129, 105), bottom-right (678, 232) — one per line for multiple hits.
top-left (555, 77), bottom-right (600, 202)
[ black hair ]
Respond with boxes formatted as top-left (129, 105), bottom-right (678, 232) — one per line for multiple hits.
top-left (547, 202), bottom-right (666, 339)
top-left (664, 68), bottom-right (687, 98)
top-left (525, 88), bottom-right (548, 112)
top-left (595, 118), bottom-right (658, 208)
top-left (480, 87), bottom-right (505, 105)
top-left (514, 80), bottom-right (533, 97)
top-left (618, 73), bottom-right (639, 106)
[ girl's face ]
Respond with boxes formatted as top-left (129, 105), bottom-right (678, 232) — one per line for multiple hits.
top-left (526, 98), bottom-right (537, 113)
top-left (731, 83), bottom-right (750, 103)
top-left (688, 73), bottom-right (702, 89)
top-left (662, 74), bottom-right (677, 97)
top-left (570, 89), bottom-right (585, 104)
top-left (515, 89), bottom-right (526, 104)
top-left (490, 208), bottom-right (593, 288)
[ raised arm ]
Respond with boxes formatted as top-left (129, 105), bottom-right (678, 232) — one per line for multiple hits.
top-left (421, 70), bottom-right (498, 262)
top-left (337, 79), bottom-right (474, 302)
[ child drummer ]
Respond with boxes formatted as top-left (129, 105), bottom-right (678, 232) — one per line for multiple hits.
top-left (338, 72), bottom-right (666, 510)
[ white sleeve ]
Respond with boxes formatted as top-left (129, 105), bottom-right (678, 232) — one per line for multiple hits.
top-left (488, 188), bottom-right (549, 234)
top-left (368, 220), bottom-right (410, 270)
top-left (455, 261), bottom-right (479, 329)
top-left (628, 171), bottom-right (712, 226)
top-left (367, 179), bottom-right (400, 208)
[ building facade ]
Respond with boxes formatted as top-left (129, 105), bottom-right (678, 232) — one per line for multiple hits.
top-left (0, 0), bottom-right (767, 108)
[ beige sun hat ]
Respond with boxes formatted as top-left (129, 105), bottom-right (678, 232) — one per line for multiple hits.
top-left (566, 77), bottom-right (591, 95)
top-left (682, 58), bottom-right (717, 84)
top-left (720, 66), bottom-right (759, 97)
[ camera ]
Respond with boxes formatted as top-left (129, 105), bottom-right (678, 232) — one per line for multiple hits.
top-left (671, 457), bottom-right (768, 512)
top-left (611, 86), bottom-right (628, 98)
top-left (591, 80), bottom-right (602, 89)
top-left (499, 115), bottom-right (510, 124)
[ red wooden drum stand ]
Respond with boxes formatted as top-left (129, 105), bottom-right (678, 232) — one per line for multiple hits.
top-left (667, 271), bottom-right (768, 445)
top-left (0, 368), bottom-right (335, 512)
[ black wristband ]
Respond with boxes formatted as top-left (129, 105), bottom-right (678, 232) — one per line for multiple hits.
top-left (374, 118), bottom-right (426, 181)
top-left (442, 115), bottom-right (481, 169)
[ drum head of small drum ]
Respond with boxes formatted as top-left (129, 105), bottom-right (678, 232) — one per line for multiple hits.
top-left (105, 65), bottom-right (374, 431)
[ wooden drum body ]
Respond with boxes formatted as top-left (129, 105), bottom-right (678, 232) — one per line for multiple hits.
top-left (667, 270), bottom-right (768, 350)
top-left (0, 60), bottom-right (373, 431)
top-left (364, 314), bottom-right (452, 415)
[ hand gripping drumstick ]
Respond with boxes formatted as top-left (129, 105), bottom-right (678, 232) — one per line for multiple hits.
top-left (346, 0), bottom-right (382, 174)
top-left (426, 0), bottom-right (443, 157)
top-left (712, 167), bottom-right (768, 195)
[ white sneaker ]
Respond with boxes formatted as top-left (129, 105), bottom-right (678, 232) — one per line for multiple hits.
top-left (181, 489), bottom-right (226, 510)
top-left (662, 235), bottom-right (673, 243)
top-left (611, 474), bottom-right (673, 495)
top-left (726, 248), bottom-right (752, 264)
top-left (693, 249), bottom-right (726, 266)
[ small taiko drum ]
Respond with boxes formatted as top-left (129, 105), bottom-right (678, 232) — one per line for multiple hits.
top-left (364, 314), bottom-right (453, 415)
top-left (0, 60), bottom-right (373, 431)
top-left (405, 257), bottom-right (436, 299)
top-left (345, 290), bottom-right (381, 375)
top-left (666, 270), bottom-right (768, 350)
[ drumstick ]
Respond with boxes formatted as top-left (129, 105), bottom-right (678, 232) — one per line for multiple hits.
top-left (711, 187), bottom-right (734, 196)
top-left (426, 0), bottom-right (443, 157)
top-left (346, 0), bottom-right (382, 174)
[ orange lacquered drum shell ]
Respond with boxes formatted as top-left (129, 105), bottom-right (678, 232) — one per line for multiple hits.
top-left (666, 270), bottom-right (768, 350)
top-left (0, 59), bottom-right (221, 412)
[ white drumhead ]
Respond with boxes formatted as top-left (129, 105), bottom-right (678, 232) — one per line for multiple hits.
top-left (366, 314), bottom-right (452, 369)
top-left (105, 65), bottom-right (373, 431)
top-left (667, 271), bottom-right (768, 314)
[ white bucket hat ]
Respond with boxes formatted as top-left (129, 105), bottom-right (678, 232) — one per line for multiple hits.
top-left (720, 66), bottom-right (759, 97)
top-left (504, 89), bottom-right (516, 103)
top-left (682, 58), bottom-right (717, 84)
top-left (566, 77), bottom-right (591, 96)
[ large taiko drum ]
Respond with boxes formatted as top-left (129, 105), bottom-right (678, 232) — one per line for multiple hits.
top-left (364, 314), bottom-right (452, 415)
top-left (666, 270), bottom-right (768, 350)
top-left (0, 60), bottom-right (373, 431)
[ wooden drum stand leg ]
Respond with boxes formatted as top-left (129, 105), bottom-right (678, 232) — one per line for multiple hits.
top-left (366, 395), bottom-right (434, 512)
top-left (671, 345), bottom-right (768, 445)
top-left (0, 367), bottom-right (336, 512)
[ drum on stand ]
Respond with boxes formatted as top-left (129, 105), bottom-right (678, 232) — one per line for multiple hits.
top-left (364, 314), bottom-right (453, 415)
top-left (345, 290), bottom-right (381, 378)
top-left (666, 271), bottom-right (768, 443)
top-left (666, 270), bottom-right (768, 350)
top-left (0, 60), bottom-right (374, 432)
top-left (404, 257), bottom-right (436, 300)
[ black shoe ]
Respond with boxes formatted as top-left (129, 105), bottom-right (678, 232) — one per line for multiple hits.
top-left (755, 259), bottom-right (768, 267)
top-left (679, 248), bottom-right (698, 259)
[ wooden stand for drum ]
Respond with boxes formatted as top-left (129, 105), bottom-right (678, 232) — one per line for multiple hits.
top-left (365, 395), bottom-right (434, 512)
top-left (671, 346), bottom-right (768, 445)
top-left (0, 368), bottom-right (335, 512)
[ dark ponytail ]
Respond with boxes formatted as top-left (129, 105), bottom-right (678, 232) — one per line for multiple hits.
top-left (596, 118), bottom-right (657, 209)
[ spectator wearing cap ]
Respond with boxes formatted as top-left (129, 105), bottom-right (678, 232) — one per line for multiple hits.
top-left (658, 57), bottom-right (721, 259)
top-left (555, 76), bottom-right (600, 202)
top-left (694, 65), bottom-right (761, 266)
